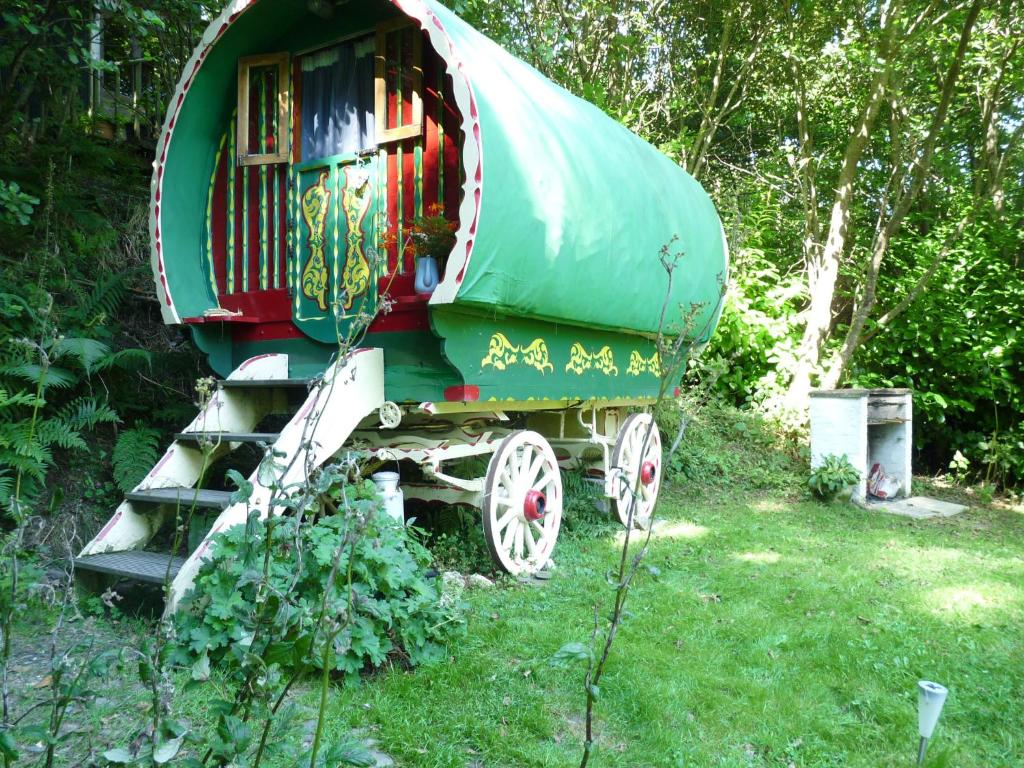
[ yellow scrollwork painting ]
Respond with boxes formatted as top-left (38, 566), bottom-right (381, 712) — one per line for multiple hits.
top-left (565, 343), bottom-right (619, 376)
top-left (340, 167), bottom-right (372, 310)
top-left (300, 170), bottom-right (331, 312)
top-left (626, 350), bottom-right (661, 376)
top-left (481, 333), bottom-right (554, 374)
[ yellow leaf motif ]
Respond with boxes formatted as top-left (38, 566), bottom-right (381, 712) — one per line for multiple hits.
top-left (565, 342), bottom-right (590, 375)
top-left (300, 170), bottom-right (331, 312)
top-left (520, 338), bottom-right (554, 373)
top-left (339, 167), bottom-right (372, 310)
top-left (481, 333), bottom-right (552, 374)
top-left (626, 350), bottom-right (661, 376)
top-left (565, 343), bottom-right (618, 376)
top-left (481, 333), bottom-right (518, 371)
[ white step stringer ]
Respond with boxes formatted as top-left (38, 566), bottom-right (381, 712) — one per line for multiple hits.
top-left (76, 349), bottom-right (385, 612)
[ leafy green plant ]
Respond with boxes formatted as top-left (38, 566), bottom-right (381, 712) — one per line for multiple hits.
top-left (0, 181), bottom-right (38, 226)
top-left (175, 479), bottom-right (462, 678)
top-left (112, 425), bottom-right (161, 493)
top-left (808, 454), bottom-right (860, 501)
top-left (407, 203), bottom-right (457, 260)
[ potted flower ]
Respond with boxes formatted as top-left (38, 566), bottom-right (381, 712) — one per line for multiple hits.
top-left (409, 203), bottom-right (457, 295)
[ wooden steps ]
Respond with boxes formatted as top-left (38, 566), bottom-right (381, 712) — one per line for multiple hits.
top-left (218, 378), bottom-right (311, 389)
top-left (126, 487), bottom-right (232, 510)
top-left (174, 431), bottom-right (280, 444)
top-left (74, 551), bottom-right (187, 584)
top-left (76, 350), bottom-right (386, 611)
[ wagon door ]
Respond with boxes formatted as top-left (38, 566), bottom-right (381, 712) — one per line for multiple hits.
top-left (201, 53), bottom-right (291, 323)
top-left (291, 37), bottom-right (380, 344)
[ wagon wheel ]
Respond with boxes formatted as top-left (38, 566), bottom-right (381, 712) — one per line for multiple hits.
top-left (482, 430), bottom-right (563, 575)
top-left (611, 413), bottom-right (662, 529)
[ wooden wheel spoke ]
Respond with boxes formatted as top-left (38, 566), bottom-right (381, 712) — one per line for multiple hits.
top-left (513, 519), bottom-right (525, 560)
top-left (524, 521), bottom-right (538, 555)
top-left (501, 517), bottom-right (519, 554)
top-left (524, 452), bottom-right (545, 489)
top-left (535, 471), bottom-right (556, 494)
top-left (484, 430), bottom-right (562, 575)
top-left (612, 415), bottom-right (661, 530)
top-left (495, 506), bottom-right (518, 532)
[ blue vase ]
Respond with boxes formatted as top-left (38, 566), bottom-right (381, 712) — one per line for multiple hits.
top-left (414, 255), bottom-right (440, 294)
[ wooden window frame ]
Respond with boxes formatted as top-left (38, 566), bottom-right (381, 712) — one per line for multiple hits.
top-left (237, 52), bottom-right (290, 166)
top-left (375, 20), bottom-right (423, 144)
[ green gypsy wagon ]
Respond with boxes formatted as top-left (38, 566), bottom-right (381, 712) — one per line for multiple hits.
top-left (75, 0), bottom-right (728, 608)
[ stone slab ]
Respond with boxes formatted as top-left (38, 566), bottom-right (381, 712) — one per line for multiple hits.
top-left (864, 496), bottom-right (967, 519)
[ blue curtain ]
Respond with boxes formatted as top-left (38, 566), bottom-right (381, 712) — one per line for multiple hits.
top-left (300, 37), bottom-right (375, 160)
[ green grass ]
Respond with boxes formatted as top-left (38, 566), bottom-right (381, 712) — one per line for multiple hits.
top-left (12, 401), bottom-right (1023, 766)
top-left (177, 483), bottom-right (1023, 767)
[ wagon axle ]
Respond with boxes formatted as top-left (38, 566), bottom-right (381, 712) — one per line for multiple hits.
top-left (640, 461), bottom-right (657, 486)
top-left (524, 489), bottom-right (546, 521)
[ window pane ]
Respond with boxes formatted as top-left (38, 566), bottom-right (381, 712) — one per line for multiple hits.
top-left (247, 64), bottom-right (279, 155)
top-left (301, 38), bottom-right (376, 160)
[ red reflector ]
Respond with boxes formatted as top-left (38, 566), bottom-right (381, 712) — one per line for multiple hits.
top-left (673, 387), bottom-right (681, 398)
top-left (444, 385), bottom-right (480, 402)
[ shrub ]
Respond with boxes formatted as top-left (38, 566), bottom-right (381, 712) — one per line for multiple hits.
top-left (808, 454), bottom-right (860, 501)
top-left (174, 480), bottom-right (463, 677)
top-left (656, 396), bottom-right (804, 492)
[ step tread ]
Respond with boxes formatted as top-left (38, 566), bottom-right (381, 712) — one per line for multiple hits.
top-left (126, 487), bottom-right (233, 509)
top-left (218, 378), bottom-right (312, 389)
top-left (75, 551), bottom-right (186, 584)
top-left (175, 431), bottom-right (280, 444)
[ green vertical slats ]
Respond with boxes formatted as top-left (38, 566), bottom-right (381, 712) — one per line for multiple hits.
top-left (414, 144), bottom-right (423, 220)
top-left (287, 165), bottom-right (294, 292)
top-left (257, 74), bottom-right (269, 290)
top-left (292, 166), bottom-right (301, 316)
top-left (242, 146), bottom-right (250, 292)
top-left (396, 146), bottom-right (405, 274)
top-left (227, 113), bottom-right (237, 294)
top-left (378, 147), bottom-right (387, 278)
top-left (332, 166), bottom-right (341, 312)
top-left (436, 67), bottom-right (444, 204)
top-left (395, 30), bottom-right (403, 128)
top-left (205, 132), bottom-right (225, 298)
top-left (273, 164), bottom-right (281, 289)
top-left (395, 30), bottom-right (405, 274)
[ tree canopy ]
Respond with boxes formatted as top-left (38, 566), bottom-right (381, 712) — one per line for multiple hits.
top-left (1, 0), bottom-right (1021, 490)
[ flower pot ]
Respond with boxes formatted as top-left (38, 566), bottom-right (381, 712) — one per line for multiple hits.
top-left (414, 255), bottom-right (440, 295)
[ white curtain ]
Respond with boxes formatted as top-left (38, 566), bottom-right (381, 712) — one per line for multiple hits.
top-left (300, 37), bottom-right (376, 160)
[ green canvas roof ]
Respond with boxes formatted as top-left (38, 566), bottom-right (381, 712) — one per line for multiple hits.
top-left (421, 0), bottom-right (728, 339)
top-left (150, 0), bottom-right (727, 341)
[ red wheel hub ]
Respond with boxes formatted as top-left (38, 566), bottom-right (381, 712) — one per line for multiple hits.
top-left (640, 461), bottom-right (657, 486)
top-left (524, 489), bottom-right (546, 521)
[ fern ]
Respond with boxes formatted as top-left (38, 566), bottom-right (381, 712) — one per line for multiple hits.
top-left (0, 363), bottom-right (77, 391)
top-left (57, 397), bottom-right (120, 430)
top-left (35, 420), bottom-right (88, 451)
top-left (112, 425), bottom-right (161, 492)
top-left (0, 388), bottom-right (45, 410)
top-left (93, 347), bottom-right (152, 372)
top-left (0, 469), bottom-right (12, 501)
top-left (67, 273), bottom-right (129, 327)
top-left (51, 337), bottom-right (112, 375)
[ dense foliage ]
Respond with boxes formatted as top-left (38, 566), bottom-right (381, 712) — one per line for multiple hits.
top-left (0, 0), bottom-right (1018, 519)
top-left (176, 484), bottom-right (461, 677)
top-left (0, 1), bottom-right (217, 523)
top-left (452, 0), bottom-right (1024, 489)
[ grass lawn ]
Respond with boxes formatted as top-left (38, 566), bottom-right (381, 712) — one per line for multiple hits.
top-left (170, 481), bottom-right (1023, 767)
top-left (11, 406), bottom-right (1023, 767)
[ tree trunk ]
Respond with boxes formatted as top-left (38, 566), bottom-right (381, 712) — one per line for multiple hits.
top-left (819, 0), bottom-right (983, 388)
top-left (783, 5), bottom-right (900, 410)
